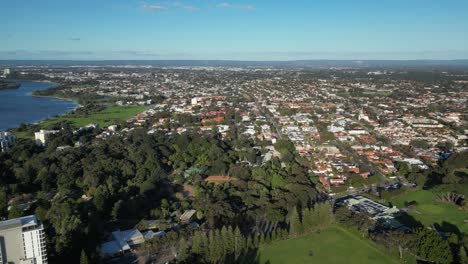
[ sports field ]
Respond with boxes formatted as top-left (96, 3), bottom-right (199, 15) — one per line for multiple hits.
top-left (39, 105), bottom-right (147, 129)
top-left (258, 226), bottom-right (405, 264)
top-left (393, 189), bottom-right (468, 233)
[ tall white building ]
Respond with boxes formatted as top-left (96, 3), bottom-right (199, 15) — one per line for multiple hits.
top-left (3, 68), bottom-right (10, 77)
top-left (191, 97), bottom-right (199, 106)
top-left (0, 132), bottom-right (16, 152)
top-left (34, 130), bottom-right (59, 146)
top-left (0, 215), bottom-right (48, 264)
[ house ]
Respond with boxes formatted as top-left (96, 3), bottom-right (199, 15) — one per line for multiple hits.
top-left (217, 125), bottom-right (230, 133)
top-left (330, 178), bottom-right (345, 185)
top-left (202, 116), bottom-right (225, 124)
top-left (56, 146), bottom-right (71, 151)
top-left (204, 176), bottom-right (239, 185)
top-left (108, 125), bottom-right (118, 132)
top-left (100, 229), bottom-right (145, 257)
top-left (360, 172), bottom-right (371, 179)
top-left (138, 219), bottom-right (173, 231)
top-left (182, 184), bottom-right (195, 198)
top-left (243, 127), bottom-right (256, 136)
top-left (241, 115), bottom-right (251, 122)
top-left (319, 176), bottom-right (330, 190)
top-left (348, 129), bottom-right (368, 135)
top-left (143, 230), bottom-right (166, 240)
top-left (399, 158), bottom-right (429, 170)
top-left (180, 209), bottom-right (197, 224)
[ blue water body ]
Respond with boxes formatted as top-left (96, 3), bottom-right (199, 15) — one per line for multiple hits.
top-left (0, 81), bottom-right (77, 130)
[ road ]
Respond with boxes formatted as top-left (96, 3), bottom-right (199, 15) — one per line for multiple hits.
top-left (252, 94), bottom-right (282, 139)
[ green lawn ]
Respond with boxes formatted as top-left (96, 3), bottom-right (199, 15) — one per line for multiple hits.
top-left (392, 189), bottom-right (468, 233)
top-left (258, 226), bottom-right (405, 264)
top-left (39, 105), bottom-right (148, 129)
top-left (13, 130), bottom-right (35, 139)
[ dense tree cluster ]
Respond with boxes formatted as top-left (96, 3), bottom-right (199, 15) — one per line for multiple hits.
top-left (0, 125), bottom-right (318, 263)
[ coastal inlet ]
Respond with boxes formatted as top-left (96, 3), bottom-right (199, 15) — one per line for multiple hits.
top-left (0, 81), bottom-right (77, 131)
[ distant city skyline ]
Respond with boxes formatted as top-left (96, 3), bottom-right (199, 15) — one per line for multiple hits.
top-left (2, 0), bottom-right (468, 60)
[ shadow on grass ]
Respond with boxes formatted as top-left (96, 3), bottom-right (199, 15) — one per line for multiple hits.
top-left (396, 213), bottom-right (423, 230)
top-left (223, 248), bottom-right (271, 264)
top-left (434, 221), bottom-right (461, 235)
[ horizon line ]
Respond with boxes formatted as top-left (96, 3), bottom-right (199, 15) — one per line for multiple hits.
top-left (1, 59), bottom-right (468, 62)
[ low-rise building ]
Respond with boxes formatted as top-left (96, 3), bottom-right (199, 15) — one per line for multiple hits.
top-left (179, 209), bottom-right (197, 224)
top-left (204, 176), bottom-right (239, 185)
top-left (338, 195), bottom-right (408, 231)
top-left (101, 229), bottom-right (145, 257)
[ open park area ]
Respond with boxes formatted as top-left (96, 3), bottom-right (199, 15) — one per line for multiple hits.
top-left (38, 105), bottom-right (147, 129)
top-left (257, 225), bottom-right (405, 264)
top-left (393, 188), bottom-right (468, 233)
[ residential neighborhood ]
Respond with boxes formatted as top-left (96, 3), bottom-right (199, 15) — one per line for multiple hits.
top-left (0, 64), bottom-right (466, 264)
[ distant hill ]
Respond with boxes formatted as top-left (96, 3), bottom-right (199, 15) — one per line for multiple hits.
top-left (1, 59), bottom-right (468, 69)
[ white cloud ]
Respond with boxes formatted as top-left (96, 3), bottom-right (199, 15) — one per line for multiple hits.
top-left (142, 4), bottom-right (168, 12)
top-left (173, 2), bottom-right (199, 12)
top-left (217, 2), bottom-right (255, 11)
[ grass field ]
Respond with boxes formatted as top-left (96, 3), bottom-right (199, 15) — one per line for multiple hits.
top-left (257, 226), bottom-right (405, 264)
top-left (39, 105), bottom-right (148, 129)
top-left (392, 189), bottom-right (468, 233)
top-left (11, 105), bottom-right (148, 139)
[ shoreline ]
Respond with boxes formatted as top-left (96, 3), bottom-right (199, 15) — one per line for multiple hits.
top-left (2, 80), bottom-right (81, 131)
top-left (28, 88), bottom-right (83, 126)
top-left (31, 94), bottom-right (82, 110)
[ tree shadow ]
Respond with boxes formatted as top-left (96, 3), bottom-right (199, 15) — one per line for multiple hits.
top-left (434, 221), bottom-right (461, 235)
top-left (423, 171), bottom-right (443, 190)
top-left (396, 213), bottom-right (423, 230)
top-left (223, 248), bottom-right (266, 264)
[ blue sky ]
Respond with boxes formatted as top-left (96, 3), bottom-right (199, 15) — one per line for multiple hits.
top-left (1, 0), bottom-right (468, 60)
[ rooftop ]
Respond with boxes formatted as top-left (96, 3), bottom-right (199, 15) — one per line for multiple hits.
top-left (204, 176), bottom-right (239, 184)
top-left (180, 209), bottom-right (197, 222)
top-left (0, 215), bottom-right (41, 231)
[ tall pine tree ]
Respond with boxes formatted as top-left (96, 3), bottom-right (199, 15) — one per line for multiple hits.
top-left (79, 250), bottom-right (89, 264)
top-left (459, 246), bottom-right (467, 264)
top-left (220, 226), bottom-right (230, 256)
top-left (191, 230), bottom-right (205, 255)
top-left (234, 226), bottom-right (245, 259)
top-left (226, 226), bottom-right (235, 255)
top-left (177, 238), bottom-right (189, 263)
top-left (289, 207), bottom-right (303, 236)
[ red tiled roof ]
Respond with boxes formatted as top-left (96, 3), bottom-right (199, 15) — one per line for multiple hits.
top-left (204, 176), bottom-right (238, 184)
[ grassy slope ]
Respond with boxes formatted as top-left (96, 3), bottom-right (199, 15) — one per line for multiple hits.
top-left (258, 225), bottom-right (404, 264)
top-left (39, 105), bottom-right (147, 129)
top-left (392, 189), bottom-right (468, 233)
top-left (12, 105), bottom-right (148, 139)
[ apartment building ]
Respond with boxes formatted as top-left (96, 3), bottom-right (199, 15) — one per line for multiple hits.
top-left (0, 215), bottom-right (47, 264)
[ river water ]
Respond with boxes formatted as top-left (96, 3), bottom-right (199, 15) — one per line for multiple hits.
top-left (0, 81), bottom-right (77, 130)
